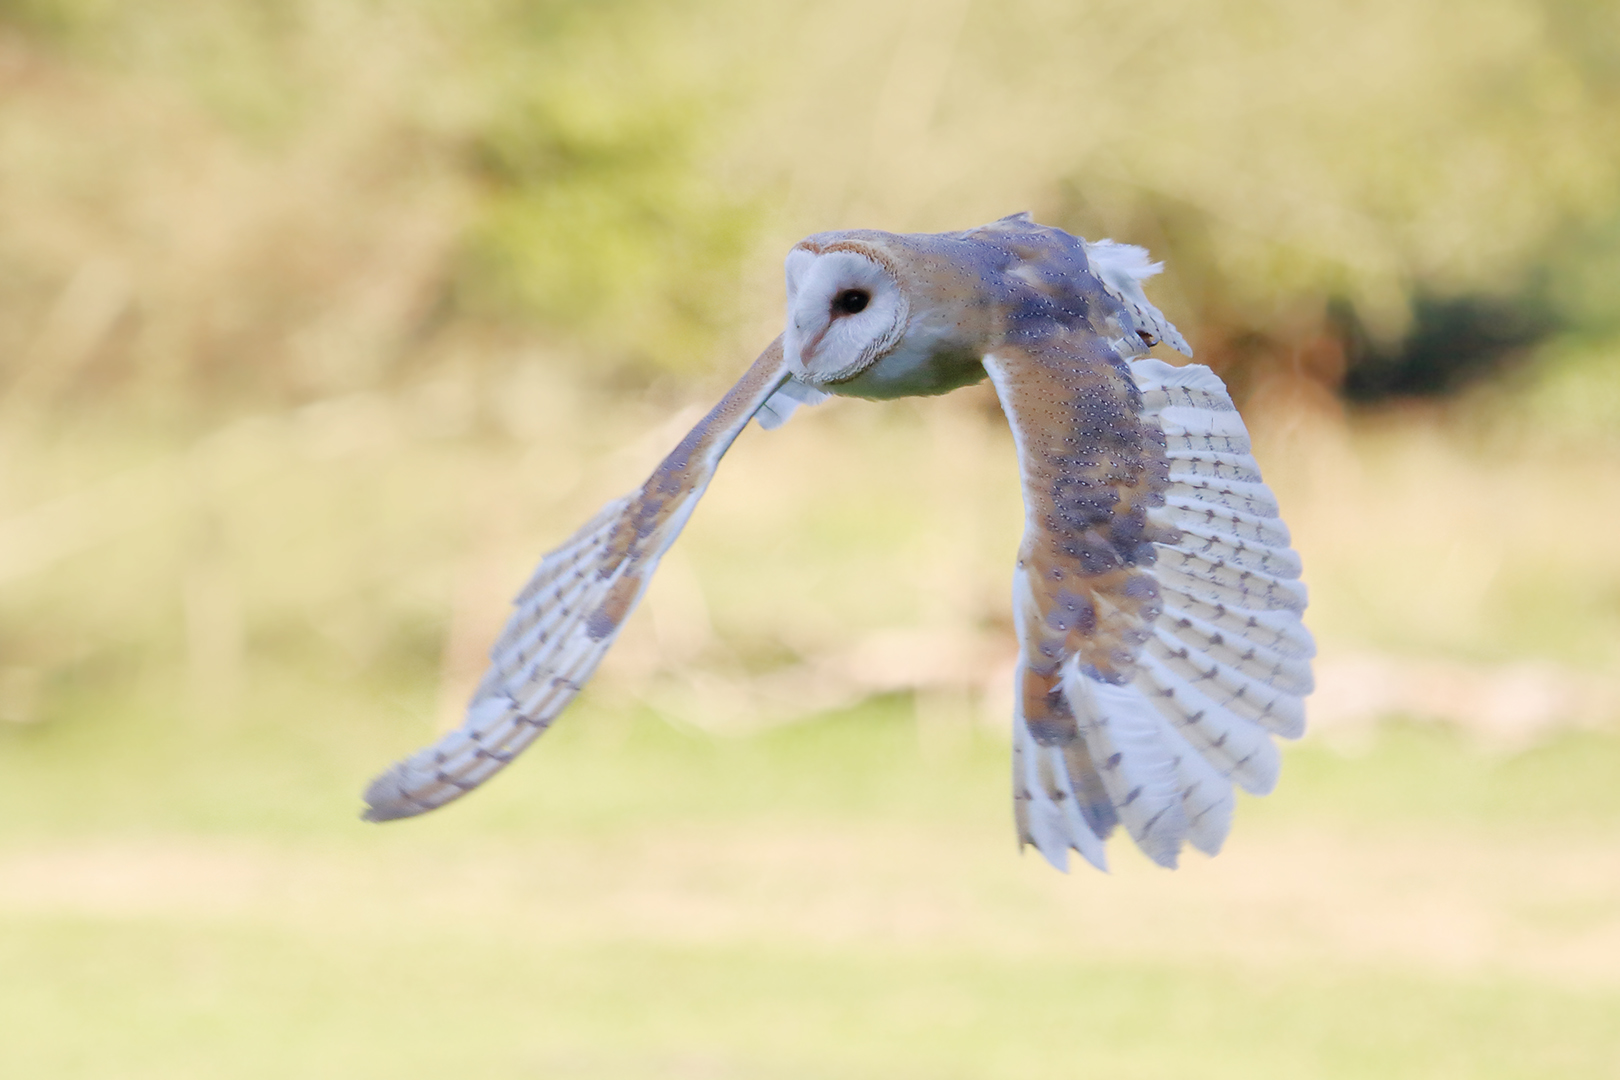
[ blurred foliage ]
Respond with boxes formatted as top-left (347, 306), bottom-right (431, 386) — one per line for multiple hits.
top-left (1, 0), bottom-right (1617, 742)
top-left (448, 2), bottom-right (758, 370)
top-left (1539, 210), bottom-right (1620, 338)
top-left (1, 0), bottom-right (1618, 754)
top-left (1, 0), bottom-right (1618, 413)
top-left (0, 0), bottom-right (753, 419)
top-left (721, 0), bottom-right (1620, 397)
top-left (3, 8), bottom-right (1620, 1074)
top-left (1336, 292), bottom-right (1558, 402)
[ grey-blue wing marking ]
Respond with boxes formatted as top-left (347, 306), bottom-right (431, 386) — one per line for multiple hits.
top-left (989, 339), bottom-right (1312, 873)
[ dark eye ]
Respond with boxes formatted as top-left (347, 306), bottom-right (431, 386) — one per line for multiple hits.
top-left (833, 288), bottom-right (870, 315)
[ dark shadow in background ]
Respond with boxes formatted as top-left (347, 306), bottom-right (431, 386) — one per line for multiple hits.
top-left (1334, 292), bottom-right (1559, 404)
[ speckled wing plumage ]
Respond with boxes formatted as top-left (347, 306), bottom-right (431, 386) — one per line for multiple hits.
top-left (986, 323), bottom-right (1312, 871)
top-left (362, 340), bottom-right (793, 822)
top-left (362, 211), bottom-right (1310, 875)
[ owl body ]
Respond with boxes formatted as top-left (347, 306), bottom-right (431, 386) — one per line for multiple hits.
top-left (364, 214), bottom-right (1312, 874)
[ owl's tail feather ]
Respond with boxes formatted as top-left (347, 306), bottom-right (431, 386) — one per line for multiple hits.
top-left (362, 340), bottom-right (794, 823)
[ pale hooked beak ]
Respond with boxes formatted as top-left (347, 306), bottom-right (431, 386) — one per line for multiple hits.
top-left (790, 310), bottom-right (832, 371)
top-left (783, 245), bottom-right (825, 375)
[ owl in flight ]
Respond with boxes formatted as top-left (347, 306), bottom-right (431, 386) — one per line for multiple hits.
top-left (364, 213), bottom-right (1313, 872)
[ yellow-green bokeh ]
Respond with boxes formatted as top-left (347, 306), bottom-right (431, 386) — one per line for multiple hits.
top-left (2, 2), bottom-right (1619, 1076)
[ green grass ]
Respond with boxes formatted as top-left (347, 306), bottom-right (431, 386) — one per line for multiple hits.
top-left (3, 667), bottom-right (1619, 1078)
top-left (5, 917), bottom-right (1616, 1080)
top-left (4, 395), bottom-right (1620, 1079)
top-left (6, 662), bottom-right (1620, 840)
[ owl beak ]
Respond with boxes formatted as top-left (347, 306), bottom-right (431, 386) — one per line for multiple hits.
top-left (788, 311), bottom-right (831, 372)
top-left (799, 323), bottom-right (829, 363)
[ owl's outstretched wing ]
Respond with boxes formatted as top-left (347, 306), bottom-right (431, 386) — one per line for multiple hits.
top-left (362, 339), bottom-right (794, 822)
top-left (984, 339), bottom-right (1312, 872)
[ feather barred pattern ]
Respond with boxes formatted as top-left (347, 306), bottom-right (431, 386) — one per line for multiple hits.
top-left (1010, 357), bottom-right (1313, 871)
top-left (362, 494), bottom-right (661, 821)
top-left (1014, 717), bottom-right (1110, 871)
top-left (362, 216), bottom-right (1309, 878)
top-left (1069, 674), bottom-right (1193, 868)
top-left (362, 341), bottom-right (794, 822)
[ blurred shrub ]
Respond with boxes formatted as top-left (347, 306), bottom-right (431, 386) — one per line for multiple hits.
top-left (3, 0), bottom-right (1620, 414)
top-left (4, 0), bottom-right (1620, 750)
top-left (0, 0), bottom-right (753, 421)
top-left (1337, 293), bottom-right (1558, 403)
top-left (454, 5), bottom-right (755, 372)
top-left (722, 0), bottom-right (1620, 401)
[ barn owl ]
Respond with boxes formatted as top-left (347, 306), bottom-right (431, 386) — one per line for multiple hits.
top-left (363, 213), bottom-right (1313, 872)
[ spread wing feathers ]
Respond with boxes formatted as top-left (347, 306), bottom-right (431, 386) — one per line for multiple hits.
top-left (755, 376), bottom-right (829, 430)
top-left (1012, 670), bottom-right (1238, 872)
top-left (991, 344), bottom-right (1312, 872)
top-left (1013, 715), bottom-right (1110, 872)
top-left (362, 340), bottom-right (794, 822)
top-left (1084, 240), bottom-right (1193, 358)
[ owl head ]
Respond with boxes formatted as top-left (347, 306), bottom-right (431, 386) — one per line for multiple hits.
top-left (782, 239), bottom-right (911, 386)
top-left (782, 229), bottom-right (996, 400)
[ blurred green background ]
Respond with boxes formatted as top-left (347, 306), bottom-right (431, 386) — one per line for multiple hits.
top-left (3, 1), bottom-right (1619, 1076)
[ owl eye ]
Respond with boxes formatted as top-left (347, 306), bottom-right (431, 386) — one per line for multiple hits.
top-left (832, 288), bottom-right (870, 315)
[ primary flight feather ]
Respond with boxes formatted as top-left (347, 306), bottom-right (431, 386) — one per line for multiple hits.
top-left (363, 213), bottom-right (1314, 872)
